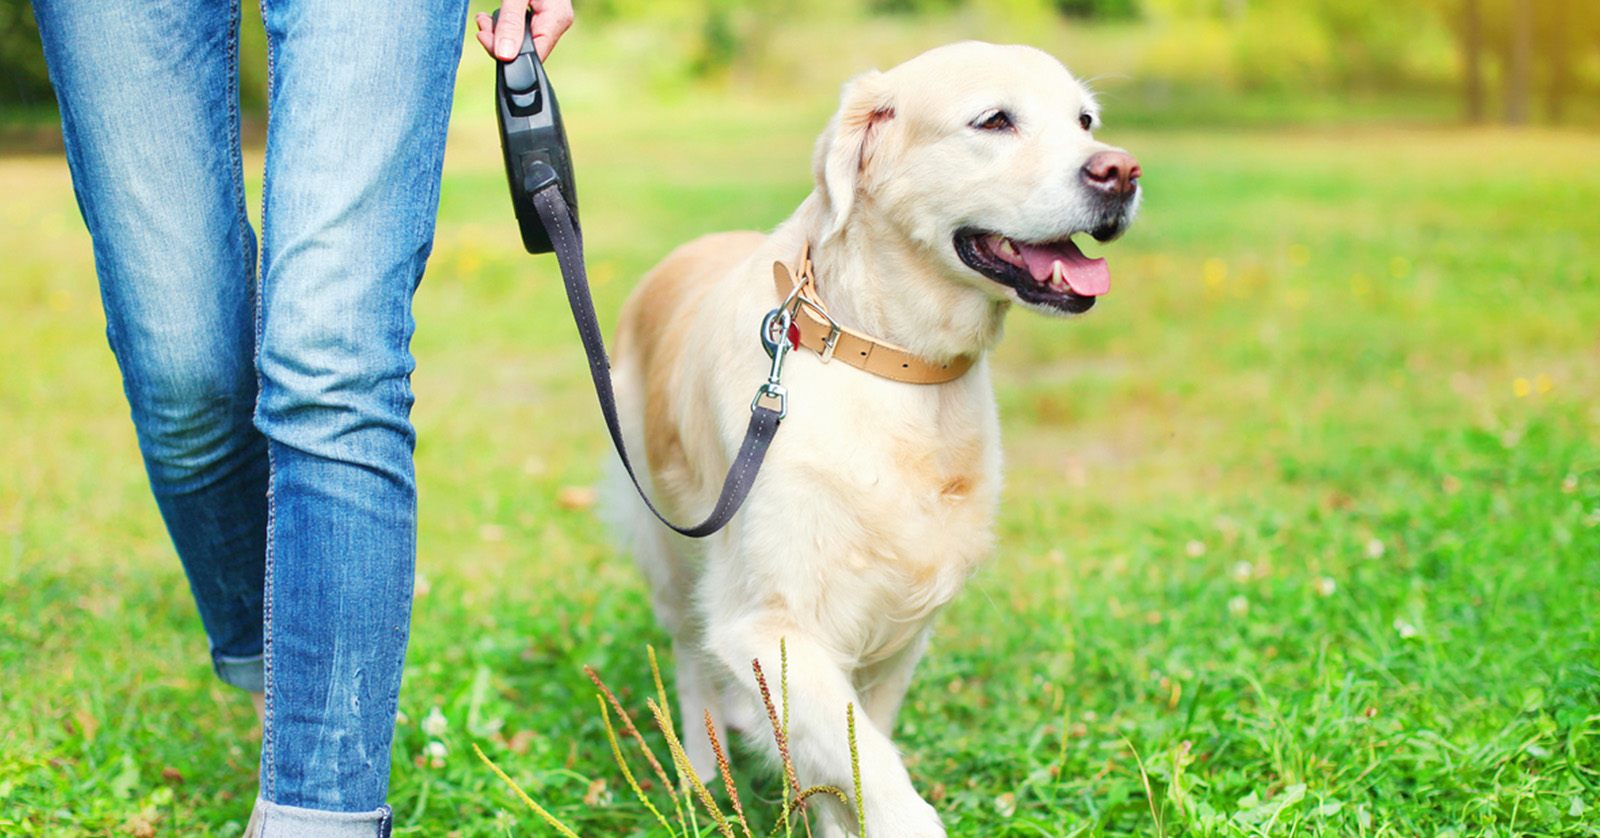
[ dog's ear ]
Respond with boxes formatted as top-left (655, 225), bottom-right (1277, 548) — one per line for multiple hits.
top-left (813, 71), bottom-right (895, 246)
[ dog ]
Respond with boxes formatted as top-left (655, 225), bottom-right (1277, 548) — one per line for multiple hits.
top-left (607, 41), bottom-right (1140, 838)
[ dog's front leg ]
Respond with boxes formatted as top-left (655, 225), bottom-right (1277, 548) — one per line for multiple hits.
top-left (674, 646), bottom-right (728, 783)
top-left (857, 628), bottom-right (931, 734)
top-left (710, 631), bottom-right (946, 838)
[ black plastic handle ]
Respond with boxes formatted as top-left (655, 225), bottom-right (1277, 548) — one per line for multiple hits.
top-left (494, 9), bottom-right (578, 254)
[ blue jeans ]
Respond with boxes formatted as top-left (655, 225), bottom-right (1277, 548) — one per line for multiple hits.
top-left (36, 0), bottom-right (468, 830)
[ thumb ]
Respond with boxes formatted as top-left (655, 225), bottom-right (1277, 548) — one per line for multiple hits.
top-left (492, 0), bottom-right (527, 61)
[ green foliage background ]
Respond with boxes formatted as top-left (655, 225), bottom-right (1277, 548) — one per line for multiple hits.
top-left (0, 0), bottom-right (47, 106)
top-left (5, 0), bottom-right (1600, 125)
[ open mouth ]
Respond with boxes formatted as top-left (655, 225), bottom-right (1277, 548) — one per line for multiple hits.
top-left (954, 229), bottom-right (1109, 314)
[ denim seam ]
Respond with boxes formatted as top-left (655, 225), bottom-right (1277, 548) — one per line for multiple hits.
top-left (258, 0), bottom-right (279, 806)
top-left (226, 0), bottom-right (243, 249)
top-left (227, 0), bottom-right (253, 299)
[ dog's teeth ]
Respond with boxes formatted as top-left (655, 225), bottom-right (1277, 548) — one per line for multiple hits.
top-left (1050, 261), bottom-right (1067, 288)
top-left (998, 238), bottom-right (1020, 260)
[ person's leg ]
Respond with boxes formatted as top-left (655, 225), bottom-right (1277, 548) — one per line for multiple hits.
top-left (251, 0), bottom-right (468, 827)
top-left (35, 0), bottom-right (269, 694)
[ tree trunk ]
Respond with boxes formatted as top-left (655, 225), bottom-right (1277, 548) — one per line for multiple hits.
top-left (1463, 0), bottom-right (1485, 123)
top-left (1545, 52), bottom-right (1571, 124)
top-left (1504, 0), bottom-right (1534, 124)
top-left (1541, 0), bottom-right (1575, 124)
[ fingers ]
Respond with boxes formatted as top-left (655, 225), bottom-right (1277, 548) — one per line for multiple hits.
top-left (474, 0), bottom-right (573, 62)
top-left (527, 0), bottom-right (574, 62)
top-left (473, 13), bottom-right (497, 57)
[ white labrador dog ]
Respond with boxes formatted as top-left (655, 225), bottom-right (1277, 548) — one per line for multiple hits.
top-left (608, 41), bottom-right (1140, 838)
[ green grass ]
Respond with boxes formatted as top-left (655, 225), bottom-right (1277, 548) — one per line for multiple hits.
top-left (3, 25), bottom-right (1599, 838)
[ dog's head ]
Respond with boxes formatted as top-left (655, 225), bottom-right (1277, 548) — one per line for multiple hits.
top-left (813, 41), bottom-right (1140, 317)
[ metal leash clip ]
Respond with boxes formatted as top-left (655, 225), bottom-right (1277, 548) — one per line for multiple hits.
top-left (752, 307), bottom-right (793, 419)
top-left (760, 305), bottom-right (797, 359)
top-left (769, 253), bottom-right (842, 363)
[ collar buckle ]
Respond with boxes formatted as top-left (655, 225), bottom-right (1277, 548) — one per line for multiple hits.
top-left (784, 245), bottom-right (843, 363)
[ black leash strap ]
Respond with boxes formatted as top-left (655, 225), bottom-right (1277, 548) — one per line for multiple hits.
top-left (532, 185), bottom-right (785, 538)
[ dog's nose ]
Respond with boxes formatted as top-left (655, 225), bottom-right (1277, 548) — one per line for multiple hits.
top-left (1082, 151), bottom-right (1141, 199)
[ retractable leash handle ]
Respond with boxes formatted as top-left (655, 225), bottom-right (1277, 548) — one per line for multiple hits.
top-left (494, 16), bottom-right (785, 538)
top-left (494, 10), bottom-right (578, 253)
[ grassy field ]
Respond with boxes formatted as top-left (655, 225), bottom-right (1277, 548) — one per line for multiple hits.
top-left (3, 25), bottom-right (1599, 838)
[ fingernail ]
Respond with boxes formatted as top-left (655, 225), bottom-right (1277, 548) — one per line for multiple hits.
top-left (497, 37), bottom-right (517, 59)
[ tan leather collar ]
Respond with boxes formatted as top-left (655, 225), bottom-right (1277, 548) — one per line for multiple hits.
top-left (772, 244), bottom-right (976, 384)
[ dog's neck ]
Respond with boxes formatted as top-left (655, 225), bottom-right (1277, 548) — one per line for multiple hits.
top-left (783, 194), bottom-right (1011, 365)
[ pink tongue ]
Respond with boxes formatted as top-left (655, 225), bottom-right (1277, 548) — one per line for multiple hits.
top-left (1016, 239), bottom-right (1110, 297)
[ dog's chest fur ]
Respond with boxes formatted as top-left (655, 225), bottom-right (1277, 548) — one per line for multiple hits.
top-left (754, 363), bottom-right (1002, 652)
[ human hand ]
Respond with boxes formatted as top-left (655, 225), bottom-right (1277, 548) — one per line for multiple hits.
top-left (475, 0), bottom-right (574, 62)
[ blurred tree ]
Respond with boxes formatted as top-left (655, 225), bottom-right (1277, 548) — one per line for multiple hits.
top-left (1504, 0), bottom-right (1532, 123)
top-left (1535, 0), bottom-right (1597, 122)
top-left (1482, 0), bottom-right (1599, 124)
top-left (1462, 0), bottom-right (1485, 122)
top-left (1052, 0), bottom-right (1141, 20)
top-left (690, 0), bottom-right (800, 78)
top-left (1424, 0), bottom-right (1597, 124)
top-left (1296, 0), bottom-right (1435, 87)
top-left (0, 0), bottom-right (51, 110)
top-left (869, 0), bottom-right (965, 14)
top-left (693, 2), bottom-right (741, 76)
top-left (868, 0), bottom-right (1140, 19)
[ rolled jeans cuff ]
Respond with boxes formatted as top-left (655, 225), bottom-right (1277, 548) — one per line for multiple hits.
top-left (253, 799), bottom-right (393, 838)
top-left (212, 650), bottom-right (265, 693)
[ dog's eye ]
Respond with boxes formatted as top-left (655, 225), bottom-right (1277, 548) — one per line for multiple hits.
top-left (974, 110), bottom-right (1014, 132)
top-left (1079, 113), bottom-right (1094, 131)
